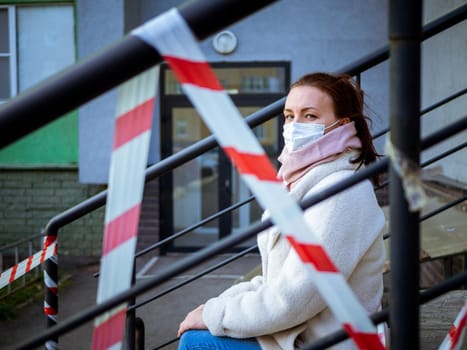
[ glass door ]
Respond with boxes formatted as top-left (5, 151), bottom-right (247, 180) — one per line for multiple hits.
top-left (159, 62), bottom-right (289, 251)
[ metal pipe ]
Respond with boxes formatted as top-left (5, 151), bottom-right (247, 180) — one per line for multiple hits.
top-left (13, 113), bottom-right (467, 349)
top-left (372, 87), bottom-right (467, 140)
top-left (338, 3), bottom-right (466, 76)
top-left (302, 271), bottom-right (467, 350)
top-left (128, 246), bottom-right (257, 311)
top-left (135, 317), bottom-right (145, 350)
top-left (389, 1), bottom-right (422, 349)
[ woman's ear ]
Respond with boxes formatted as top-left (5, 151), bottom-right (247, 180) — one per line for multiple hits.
top-left (341, 117), bottom-right (351, 125)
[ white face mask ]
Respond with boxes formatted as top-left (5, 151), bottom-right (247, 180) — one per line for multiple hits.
top-left (282, 120), bottom-right (341, 152)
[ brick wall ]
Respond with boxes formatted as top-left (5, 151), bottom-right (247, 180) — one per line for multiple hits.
top-left (0, 169), bottom-right (161, 259)
top-left (0, 169), bottom-right (105, 257)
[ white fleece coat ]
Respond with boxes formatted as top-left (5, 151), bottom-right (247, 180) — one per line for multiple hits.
top-left (202, 152), bottom-right (386, 349)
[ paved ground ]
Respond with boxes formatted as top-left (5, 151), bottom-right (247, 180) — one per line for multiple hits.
top-left (0, 253), bottom-right (261, 350)
top-left (1, 253), bottom-right (466, 350)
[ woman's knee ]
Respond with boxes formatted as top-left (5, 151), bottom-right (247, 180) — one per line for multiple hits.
top-left (178, 330), bottom-right (211, 350)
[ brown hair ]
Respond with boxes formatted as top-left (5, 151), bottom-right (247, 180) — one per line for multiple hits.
top-left (290, 72), bottom-right (380, 185)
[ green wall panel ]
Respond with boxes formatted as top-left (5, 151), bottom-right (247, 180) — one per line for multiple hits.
top-left (0, 110), bottom-right (78, 165)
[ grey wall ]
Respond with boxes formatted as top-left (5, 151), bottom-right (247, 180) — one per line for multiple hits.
top-left (78, 0), bottom-right (465, 184)
top-left (421, 0), bottom-right (467, 183)
top-left (77, 0), bottom-right (124, 183)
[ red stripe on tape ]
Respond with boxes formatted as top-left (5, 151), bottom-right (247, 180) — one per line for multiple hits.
top-left (343, 323), bottom-right (385, 350)
top-left (113, 98), bottom-right (155, 149)
top-left (164, 55), bottom-right (223, 91)
top-left (223, 147), bottom-right (280, 182)
top-left (40, 236), bottom-right (56, 263)
top-left (48, 287), bottom-right (58, 296)
top-left (92, 308), bottom-right (126, 350)
top-left (102, 204), bottom-right (141, 255)
top-left (26, 256), bottom-right (33, 273)
top-left (44, 307), bottom-right (57, 316)
top-left (450, 307), bottom-right (467, 347)
top-left (286, 236), bottom-right (338, 273)
top-left (9, 265), bottom-right (17, 283)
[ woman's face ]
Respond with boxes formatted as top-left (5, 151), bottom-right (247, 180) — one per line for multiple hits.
top-left (283, 85), bottom-right (338, 126)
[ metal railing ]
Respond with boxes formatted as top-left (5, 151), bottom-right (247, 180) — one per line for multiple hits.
top-left (0, 232), bottom-right (44, 297)
top-left (0, 0), bottom-right (465, 349)
top-left (13, 113), bottom-right (467, 350)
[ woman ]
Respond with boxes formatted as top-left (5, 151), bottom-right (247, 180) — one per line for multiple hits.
top-left (177, 72), bottom-right (386, 350)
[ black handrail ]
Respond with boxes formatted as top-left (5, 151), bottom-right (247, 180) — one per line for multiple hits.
top-left (372, 87), bottom-right (467, 140)
top-left (129, 245), bottom-right (258, 312)
top-left (13, 114), bottom-right (467, 350)
top-left (337, 2), bottom-right (467, 77)
top-left (303, 270), bottom-right (467, 350)
top-left (147, 189), bottom-right (467, 349)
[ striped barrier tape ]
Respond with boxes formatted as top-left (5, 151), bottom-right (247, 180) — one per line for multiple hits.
top-left (92, 66), bottom-right (159, 350)
top-left (439, 300), bottom-right (467, 350)
top-left (0, 236), bottom-right (57, 290)
top-left (133, 8), bottom-right (385, 349)
top-left (44, 253), bottom-right (58, 350)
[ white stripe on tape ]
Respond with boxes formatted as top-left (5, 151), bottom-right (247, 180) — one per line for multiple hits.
top-left (105, 131), bottom-right (151, 224)
top-left (133, 8), bottom-right (204, 62)
top-left (97, 237), bottom-right (137, 302)
top-left (0, 242), bottom-right (57, 289)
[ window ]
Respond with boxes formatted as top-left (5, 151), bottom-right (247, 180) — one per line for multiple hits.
top-left (0, 3), bottom-right (77, 165)
top-left (0, 6), bottom-right (16, 102)
top-left (0, 4), bottom-right (74, 103)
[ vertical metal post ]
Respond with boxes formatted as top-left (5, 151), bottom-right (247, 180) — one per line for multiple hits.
top-left (44, 232), bottom-right (58, 350)
top-left (135, 317), bottom-right (145, 350)
top-left (126, 263), bottom-right (137, 349)
top-left (389, 1), bottom-right (422, 349)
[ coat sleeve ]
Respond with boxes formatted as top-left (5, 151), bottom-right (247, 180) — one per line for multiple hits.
top-left (202, 171), bottom-right (385, 338)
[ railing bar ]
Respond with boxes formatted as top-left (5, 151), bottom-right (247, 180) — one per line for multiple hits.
top-left (421, 3), bottom-right (467, 40)
top-left (129, 245), bottom-right (257, 311)
top-left (127, 127), bottom-right (466, 273)
top-left (152, 337), bottom-right (179, 350)
top-left (133, 116), bottom-right (465, 265)
top-left (421, 141), bottom-right (467, 168)
top-left (302, 270), bottom-right (467, 350)
top-left (372, 87), bottom-right (467, 140)
top-left (0, 232), bottom-right (45, 252)
top-left (382, 193), bottom-right (467, 240)
top-left (421, 87), bottom-right (467, 116)
top-left (421, 115), bottom-right (466, 150)
top-left (339, 3), bottom-right (467, 77)
top-left (93, 196), bottom-right (256, 278)
top-left (135, 142), bottom-right (466, 305)
top-left (44, 98), bottom-right (284, 235)
top-left (16, 107), bottom-right (466, 350)
top-left (419, 193), bottom-right (467, 222)
top-left (135, 196), bottom-right (255, 258)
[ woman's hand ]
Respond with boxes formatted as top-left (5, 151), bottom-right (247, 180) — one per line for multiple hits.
top-left (177, 304), bottom-right (207, 337)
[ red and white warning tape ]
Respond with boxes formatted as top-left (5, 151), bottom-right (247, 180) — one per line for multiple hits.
top-left (133, 8), bottom-right (385, 349)
top-left (0, 236), bottom-right (57, 290)
top-left (439, 300), bottom-right (467, 350)
top-left (92, 67), bottom-right (159, 350)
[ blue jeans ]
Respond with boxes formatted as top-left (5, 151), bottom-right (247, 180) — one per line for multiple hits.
top-left (178, 330), bottom-right (262, 350)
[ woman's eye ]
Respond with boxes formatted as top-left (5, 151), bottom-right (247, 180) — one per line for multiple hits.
top-left (284, 114), bottom-right (294, 121)
top-left (305, 114), bottom-right (317, 120)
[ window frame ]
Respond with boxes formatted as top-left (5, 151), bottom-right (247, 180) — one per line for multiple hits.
top-left (0, 5), bottom-right (17, 103)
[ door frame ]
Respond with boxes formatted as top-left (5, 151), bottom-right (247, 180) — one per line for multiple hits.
top-left (158, 61), bottom-right (290, 252)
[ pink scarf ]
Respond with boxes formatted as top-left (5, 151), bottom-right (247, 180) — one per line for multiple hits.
top-left (277, 122), bottom-right (362, 188)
